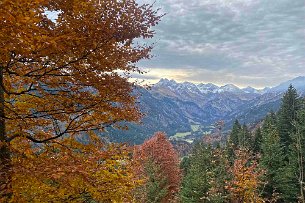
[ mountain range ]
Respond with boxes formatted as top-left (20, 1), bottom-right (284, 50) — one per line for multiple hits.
top-left (109, 76), bottom-right (305, 144)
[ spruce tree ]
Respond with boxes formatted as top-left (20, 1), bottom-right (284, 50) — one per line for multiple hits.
top-left (229, 120), bottom-right (242, 147)
top-left (260, 116), bottom-right (283, 199)
top-left (239, 124), bottom-right (251, 148)
top-left (260, 113), bottom-right (299, 202)
top-left (277, 85), bottom-right (301, 152)
top-left (252, 127), bottom-right (262, 153)
top-left (180, 143), bottom-right (213, 202)
top-left (145, 159), bottom-right (168, 203)
top-left (291, 103), bottom-right (305, 202)
top-left (227, 120), bottom-right (242, 164)
top-left (180, 143), bottom-right (228, 202)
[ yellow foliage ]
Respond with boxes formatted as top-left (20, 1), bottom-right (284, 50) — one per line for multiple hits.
top-left (10, 137), bottom-right (140, 202)
top-left (225, 149), bottom-right (265, 203)
top-left (0, 0), bottom-right (160, 201)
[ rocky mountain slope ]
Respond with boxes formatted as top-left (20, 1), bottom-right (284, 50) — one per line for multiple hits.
top-left (109, 76), bottom-right (305, 144)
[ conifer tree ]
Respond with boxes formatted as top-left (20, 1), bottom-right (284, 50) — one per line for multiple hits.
top-left (229, 120), bottom-right (242, 147)
top-left (143, 159), bottom-right (168, 203)
top-left (180, 143), bottom-right (212, 202)
top-left (262, 112), bottom-right (277, 133)
top-left (227, 120), bottom-right (242, 163)
top-left (277, 85), bottom-right (301, 152)
top-left (291, 103), bottom-right (305, 202)
top-left (180, 156), bottom-right (191, 175)
top-left (226, 139), bottom-right (236, 165)
top-left (239, 124), bottom-right (251, 148)
top-left (260, 114), bottom-right (299, 202)
top-left (180, 143), bottom-right (228, 202)
top-left (252, 127), bottom-right (262, 153)
top-left (260, 125), bottom-right (285, 200)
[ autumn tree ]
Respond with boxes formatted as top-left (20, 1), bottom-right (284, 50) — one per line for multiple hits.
top-left (225, 149), bottom-right (265, 203)
top-left (0, 0), bottom-right (161, 201)
top-left (10, 138), bottom-right (139, 202)
top-left (134, 132), bottom-right (181, 202)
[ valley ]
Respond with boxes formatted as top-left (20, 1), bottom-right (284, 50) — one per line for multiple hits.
top-left (109, 76), bottom-right (305, 144)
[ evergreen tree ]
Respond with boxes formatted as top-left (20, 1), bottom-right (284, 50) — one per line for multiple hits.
top-left (290, 103), bottom-right (305, 202)
top-left (227, 120), bottom-right (242, 163)
top-left (262, 111), bottom-right (277, 134)
top-left (260, 114), bottom-right (299, 202)
top-left (252, 127), bottom-right (262, 153)
top-left (144, 159), bottom-right (168, 203)
top-left (226, 140), bottom-right (236, 165)
top-left (180, 143), bottom-right (212, 202)
top-left (275, 161), bottom-right (299, 202)
top-left (239, 124), bottom-right (251, 148)
top-left (180, 143), bottom-right (228, 202)
top-left (180, 156), bottom-right (191, 175)
top-left (277, 85), bottom-right (301, 152)
top-left (229, 120), bottom-right (242, 147)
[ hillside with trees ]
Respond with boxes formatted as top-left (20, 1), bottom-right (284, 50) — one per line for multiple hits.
top-left (179, 85), bottom-right (305, 202)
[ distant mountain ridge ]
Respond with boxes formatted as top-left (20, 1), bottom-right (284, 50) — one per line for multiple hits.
top-left (155, 78), bottom-right (273, 95)
top-left (110, 76), bottom-right (305, 144)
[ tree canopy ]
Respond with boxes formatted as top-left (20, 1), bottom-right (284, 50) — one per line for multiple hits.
top-left (0, 0), bottom-right (161, 201)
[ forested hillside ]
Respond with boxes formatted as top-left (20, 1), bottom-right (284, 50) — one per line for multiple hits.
top-left (106, 85), bottom-right (304, 202)
top-left (179, 85), bottom-right (305, 202)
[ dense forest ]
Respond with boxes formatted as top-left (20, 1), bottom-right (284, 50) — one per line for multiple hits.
top-left (179, 85), bottom-right (305, 202)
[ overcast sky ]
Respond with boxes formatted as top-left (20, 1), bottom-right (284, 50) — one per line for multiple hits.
top-left (134, 0), bottom-right (305, 88)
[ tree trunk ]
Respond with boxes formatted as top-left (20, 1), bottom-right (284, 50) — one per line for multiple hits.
top-left (0, 67), bottom-right (11, 202)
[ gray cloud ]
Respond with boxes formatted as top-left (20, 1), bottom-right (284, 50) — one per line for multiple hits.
top-left (136, 0), bottom-right (305, 87)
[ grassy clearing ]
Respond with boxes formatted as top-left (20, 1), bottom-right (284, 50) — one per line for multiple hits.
top-left (173, 131), bottom-right (191, 138)
top-left (191, 125), bottom-right (200, 132)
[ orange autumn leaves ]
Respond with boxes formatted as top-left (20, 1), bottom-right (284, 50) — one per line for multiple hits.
top-left (9, 135), bottom-right (139, 202)
top-left (7, 132), bottom-right (181, 202)
top-left (0, 0), bottom-right (161, 201)
top-left (0, 0), bottom-right (161, 147)
top-left (226, 149), bottom-right (265, 203)
top-left (134, 132), bottom-right (182, 202)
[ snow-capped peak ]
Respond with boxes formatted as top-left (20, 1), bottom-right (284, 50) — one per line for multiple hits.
top-left (197, 83), bottom-right (219, 93)
top-left (242, 86), bottom-right (259, 94)
top-left (217, 84), bottom-right (241, 93)
top-left (155, 78), bottom-right (177, 87)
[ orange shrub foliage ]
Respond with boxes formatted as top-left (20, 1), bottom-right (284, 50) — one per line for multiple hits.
top-left (225, 149), bottom-right (265, 203)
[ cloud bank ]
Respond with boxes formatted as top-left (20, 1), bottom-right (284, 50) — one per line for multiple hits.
top-left (136, 0), bottom-right (305, 88)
